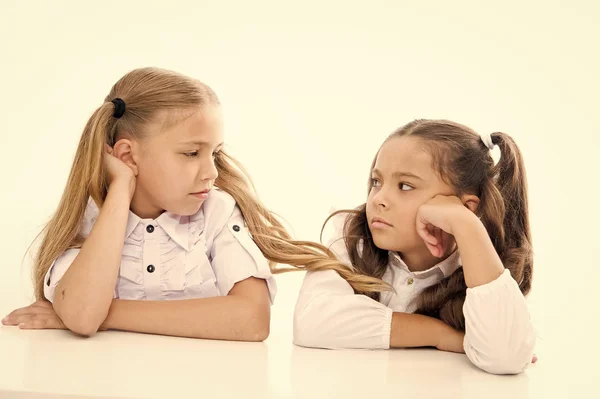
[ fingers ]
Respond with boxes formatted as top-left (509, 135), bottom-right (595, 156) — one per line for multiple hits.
top-left (428, 224), bottom-right (438, 244)
top-left (18, 319), bottom-right (49, 330)
top-left (19, 317), bottom-right (65, 330)
top-left (3, 313), bottom-right (65, 330)
top-left (5, 306), bottom-right (55, 319)
top-left (2, 303), bottom-right (56, 326)
top-left (434, 227), bottom-right (443, 250)
top-left (3, 313), bottom-right (42, 326)
top-left (419, 223), bottom-right (445, 258)
top-left (416, 219), bottom-right (437, 246)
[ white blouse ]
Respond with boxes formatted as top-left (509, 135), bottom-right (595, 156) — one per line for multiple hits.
top-left (44, 189), bottom-right (276, 304)
top-left (293, 213), bottom-right (536, 375)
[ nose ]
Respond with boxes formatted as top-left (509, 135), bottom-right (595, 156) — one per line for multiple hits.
top-left (200, 157), bottom-right (219, 182)
top-left (372, 187), bottom-right (389, 209)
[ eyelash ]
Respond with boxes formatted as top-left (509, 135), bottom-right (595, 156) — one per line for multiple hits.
top-left (184, 150), bottom-right (221, 158)
top-left (370, 178), bottom-right (413, 191)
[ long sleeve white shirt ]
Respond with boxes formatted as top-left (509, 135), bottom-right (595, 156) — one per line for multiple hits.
top-left (293, 215), bottom-right (536, 375)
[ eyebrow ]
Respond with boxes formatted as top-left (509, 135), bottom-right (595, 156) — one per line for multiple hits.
top-left (179, 141), bottom-right (224, 147)
top-left (372, 168), bottom-right (423, 180)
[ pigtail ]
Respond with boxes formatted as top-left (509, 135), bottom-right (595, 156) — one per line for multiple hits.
top-left (484, 132), bottom-right (533, 294)
top-left (32, 103), bottom-right (116, 299)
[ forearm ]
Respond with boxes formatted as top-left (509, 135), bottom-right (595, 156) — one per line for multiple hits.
top-left (390, 312), bottom-right (448, 348)
top-left (293, 270), bottom-right (393, 349)
top-left (102, 296), bottom-right (270, 342)
top-left (452, 212), bottom-right (504, 288)
top-left (54, 184), bottom-right (131, 335)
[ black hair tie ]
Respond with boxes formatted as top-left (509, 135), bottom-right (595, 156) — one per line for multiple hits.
top-left (111, 98), bottom-right (126, 118)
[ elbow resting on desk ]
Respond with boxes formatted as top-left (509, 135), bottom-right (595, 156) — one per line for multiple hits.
top-left (293, 293), bottom-right (332, 348)
top-left (239, 301), bottom-right (271, 342)
top-left (465, 330), bottom-right (536, 375)
top-left (54, 302), bottom-right (106, 337)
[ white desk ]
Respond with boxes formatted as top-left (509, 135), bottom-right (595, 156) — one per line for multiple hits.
top-left (0, 273), bottom-right (591, 399)
top-left (0, 323), bottom-right (581, 399)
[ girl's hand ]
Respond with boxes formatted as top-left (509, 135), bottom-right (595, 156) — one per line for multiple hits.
top-left (2, 300), bottom-right (66, 330)
top-left (416, 195), bottom-right (476, 258)
top-left (104, 144), bottom-right (136, 200)
top-left (2, 301), bottom-right (108, 331)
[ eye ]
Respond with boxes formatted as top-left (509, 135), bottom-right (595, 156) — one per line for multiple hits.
top-left (184, 151), bottom-right (199, 158)
top-left (399, 183), bottom-right (413, 191)
top-left (370, 178), bottom-right (381, 187)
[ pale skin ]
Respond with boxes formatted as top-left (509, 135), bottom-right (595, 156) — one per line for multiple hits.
top-left (366, 136), bottom-right (536, 362)
top-left (2, 106), bottom-right (271, 341)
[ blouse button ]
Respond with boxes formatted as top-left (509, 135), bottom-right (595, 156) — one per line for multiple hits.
top-left (232, 225), bottom-right (241, 232)
top-left (146, 225), bottom-right (155, 233)
top-left (407, 277), bottom-right (414, 285)
top-left (147, 264), bottom-right (155, 273)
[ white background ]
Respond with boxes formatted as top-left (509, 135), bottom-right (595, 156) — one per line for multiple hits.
top-left (1, 0), bottom-right (598, 394)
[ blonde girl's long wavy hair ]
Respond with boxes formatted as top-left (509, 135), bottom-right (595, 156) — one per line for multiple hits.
top-left (322, 119), bottom-right (533, 331)
top-left (33, 67), bottom-right (386, 300)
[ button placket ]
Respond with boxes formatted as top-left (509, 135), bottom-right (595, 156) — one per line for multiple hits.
top-left (142, 223), bottom-right (161, 300)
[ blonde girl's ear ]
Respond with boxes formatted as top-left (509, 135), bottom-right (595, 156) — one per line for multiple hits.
top-left (111, 139), bottom-right (139, 176)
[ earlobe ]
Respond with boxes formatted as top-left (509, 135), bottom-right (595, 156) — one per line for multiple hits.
top-left (462, 194), bottom-right (480, 213)
top-left (113, 139), bottom-right (139, 176)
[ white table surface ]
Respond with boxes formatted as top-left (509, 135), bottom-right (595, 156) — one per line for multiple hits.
top-left (0, 274), bottom-right (593, 399)
top-left (0, 326), bottom-right (531, 399)
top-left (0, 311), bottom-right (591, 399)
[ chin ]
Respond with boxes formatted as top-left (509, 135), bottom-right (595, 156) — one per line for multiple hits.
top-left (371, 234), bottom-right (399, 252)
top-left (170, 201), bottom-right (204, 216)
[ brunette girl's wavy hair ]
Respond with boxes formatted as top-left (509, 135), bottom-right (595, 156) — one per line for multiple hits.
top-left (322, 119), bottom-right (532, 330)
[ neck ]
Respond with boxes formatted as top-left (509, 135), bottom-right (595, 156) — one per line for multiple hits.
top-left (130, 192), bottom-right (164, 220)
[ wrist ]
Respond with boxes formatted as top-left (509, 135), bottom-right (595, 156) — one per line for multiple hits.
top-left (450, 209), bottom-right (483, 237)
top-left (432, 318), bottom-right (452, 347)
top-left (108, 179), bottom-right (135, 202)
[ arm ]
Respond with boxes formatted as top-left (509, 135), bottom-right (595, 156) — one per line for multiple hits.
top-left (53, 182), bottom-right (131, 336)
top-left (293, 269), bottom-right (457, 350)
top-left (453, 211), bottom-right (536, 374)
top-left (101, 277), bottom-right (270, 341)
top-left (391, 312), bottom-right (463, 350)
top-left (452, 211), bottom-right (505, 288)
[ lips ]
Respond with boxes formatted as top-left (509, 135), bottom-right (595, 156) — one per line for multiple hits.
top-left (192, 189), bottom-right (211, 195)
top-left (371, 216), bottom-right (393, 227)
top-left (190, 188), bottom-right (211, 200)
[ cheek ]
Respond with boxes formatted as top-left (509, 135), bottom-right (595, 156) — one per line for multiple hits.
top-left (365, 200), bottom-right (374, 218)
top-left (365, 191), bottom-right (378, 213)
top-left (139, 158), bottom-right (188, 190)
